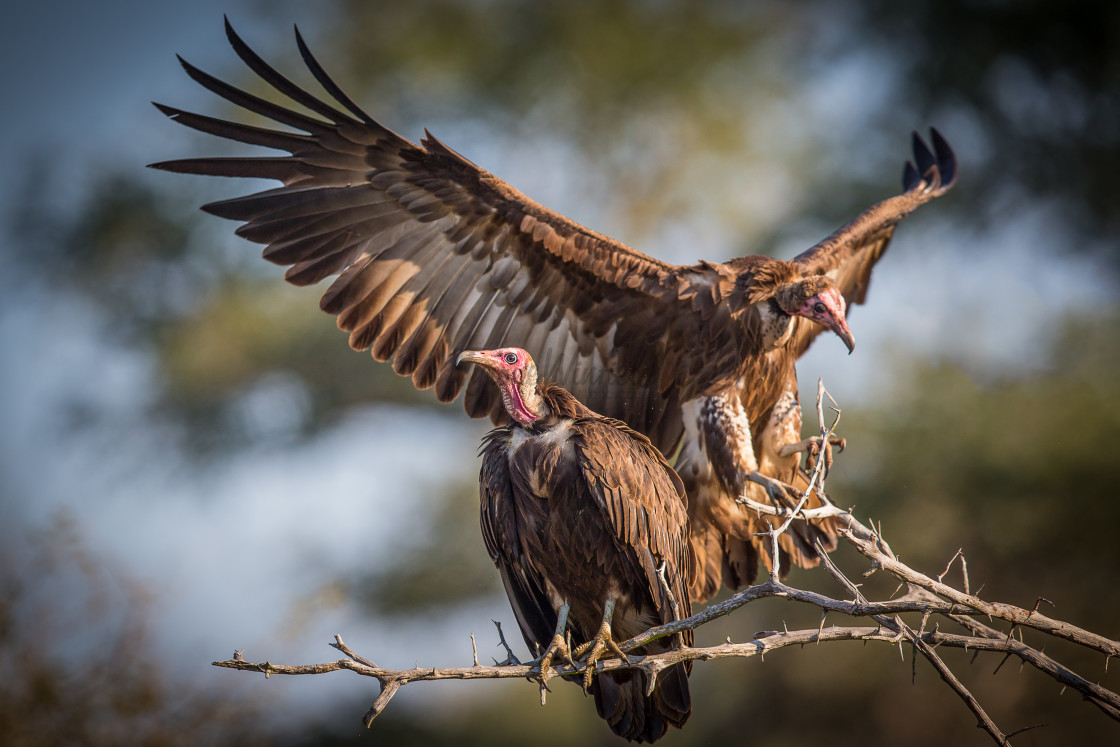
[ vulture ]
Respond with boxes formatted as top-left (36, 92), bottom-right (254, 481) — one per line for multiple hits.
top-left (458, 346), bottom-right (692, 743)
top-left (152, 21), bottom-right (957, 601)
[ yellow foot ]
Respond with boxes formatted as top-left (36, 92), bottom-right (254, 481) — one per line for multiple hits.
top-left (573, 619), bottom-right (630, 691)
top-left (536, 632), bottom-right (576, 687)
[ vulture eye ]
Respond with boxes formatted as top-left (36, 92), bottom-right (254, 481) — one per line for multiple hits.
top-left (504, 352), bottom-right (518, 365)
top-left (813, 302), bottom-right (828, 315)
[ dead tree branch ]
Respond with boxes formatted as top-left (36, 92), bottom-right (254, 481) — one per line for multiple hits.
top-left (213, 382), bottom-right (1119, 744)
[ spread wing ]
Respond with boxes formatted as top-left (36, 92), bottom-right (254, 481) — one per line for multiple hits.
top-left (572, 418), bottom-right (692, 628)
top-left (150, 20), bottom-right (713, 441)
top-left (478, 430), bottom-right (555, 652)
top-left (788, 128), bottom-right (957, 357)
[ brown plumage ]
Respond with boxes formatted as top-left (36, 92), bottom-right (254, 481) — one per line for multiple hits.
top-left (460, 347), bottom-right (692, 743)
top-left (151, 21), bottom-right (957, 601)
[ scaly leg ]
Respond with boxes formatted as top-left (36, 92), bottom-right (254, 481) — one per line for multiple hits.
top-left (536, 602), bottom-right (576, 687)
top-left (572, 596), bottom-right (630, 691)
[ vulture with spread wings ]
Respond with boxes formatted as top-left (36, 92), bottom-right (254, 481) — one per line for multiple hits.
top-left (152, 21), bottom-right (956, 601)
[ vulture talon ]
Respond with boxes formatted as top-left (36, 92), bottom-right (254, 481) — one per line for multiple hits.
top-left (763, 477), bottom-right (801, 509)
top-left (573, 599), bottom-right (630, 692)
top-left (534, 601), bottom-right (576, 686)
top-left (536, 633), bottom-right (577, 686)
top-left (574, 624), bottom-right (630, 692)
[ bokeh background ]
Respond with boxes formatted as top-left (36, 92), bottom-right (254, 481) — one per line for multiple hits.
top-left (2, 1), bottom-right (1118, 745)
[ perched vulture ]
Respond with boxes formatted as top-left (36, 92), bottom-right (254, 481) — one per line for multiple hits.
top-left (152, 22), bottom-right (957, 601)
top-left (459, 346), bottom-right (693, 743)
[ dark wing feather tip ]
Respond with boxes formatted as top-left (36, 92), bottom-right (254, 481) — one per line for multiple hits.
top-left (293, 23), bottom-right (380, 127)
top-left (902, 160), bottom-right (920, 191)
top-left (929, 127), bottom-right (957, 189)
top-left (151, 101), bottom-right (181, 118)
top-left (911, 130), bottom-right (936, 178)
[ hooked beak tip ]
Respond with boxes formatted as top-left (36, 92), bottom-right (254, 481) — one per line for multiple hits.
top-left (456, 350), bottom-right (486, 367)
top-left (829, 321), bottom-right (855, 354)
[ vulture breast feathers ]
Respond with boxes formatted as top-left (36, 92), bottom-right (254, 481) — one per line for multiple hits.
top-left (152, 21), bottom-right (957, 600)
top-left (462, 347), bottom-right (693, 743)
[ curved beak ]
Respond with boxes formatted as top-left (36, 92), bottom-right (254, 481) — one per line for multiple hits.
top-left (831, 318), bottom-right (856, 354)
top-left (456, 349), bottom-right (492, 368)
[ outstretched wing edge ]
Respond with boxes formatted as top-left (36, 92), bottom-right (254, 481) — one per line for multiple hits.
top-left (150, 18), bottom-right (689, 433)
top-left (787, 128), bottom-right (957, 357)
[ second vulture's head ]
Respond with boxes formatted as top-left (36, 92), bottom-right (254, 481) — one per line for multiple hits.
top-left (774, 276), bottom-right (855, 353)
top-left (731, 260), bottom-right (856, 354)
top-left (456, 347), bottom-right (546, 426)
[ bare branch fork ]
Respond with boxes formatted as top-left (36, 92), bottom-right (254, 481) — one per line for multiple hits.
top-left (213, 382), bottom-right (1119, 744)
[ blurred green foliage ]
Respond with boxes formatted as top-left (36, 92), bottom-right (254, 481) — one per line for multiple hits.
top-left (837, 311), bottom-right (1120, 588)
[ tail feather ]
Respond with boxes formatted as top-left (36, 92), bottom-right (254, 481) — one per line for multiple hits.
top-left (593, 662), bottom-right (691, 743)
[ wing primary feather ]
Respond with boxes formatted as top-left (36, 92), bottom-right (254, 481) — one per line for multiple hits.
top-left (174, 55), bottom-right (329, 134)
top-left (154, 156), bottom-right (302, 182)
top-left (929, 127), bottom-right (957, 189)
top-left (902, 160), bottom-right (921, 191)
top-left (150, 103), bottom-right (312, 153)
top-left (237, 200), bottom-right (402, 245)
top-left (223, 17), bottom-right (357, 126)
top-left (293, 24), bottom-right (383, 129)
top-left (208, 186), bottom-right (394, 224)
top-left (911, 130), bottom-right (936, 179)
top-left (270, 225), bottom-right (370, 272)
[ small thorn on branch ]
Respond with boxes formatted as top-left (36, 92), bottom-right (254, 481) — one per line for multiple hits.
top-left (1029, 597), bottom-right (1055, 615)
top-left (1006, 723), bottom-right (1047, 739)
top-left (492, 619), bottom-right (521, 666)
top-left (938, 549), bottom-right (964, 585)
